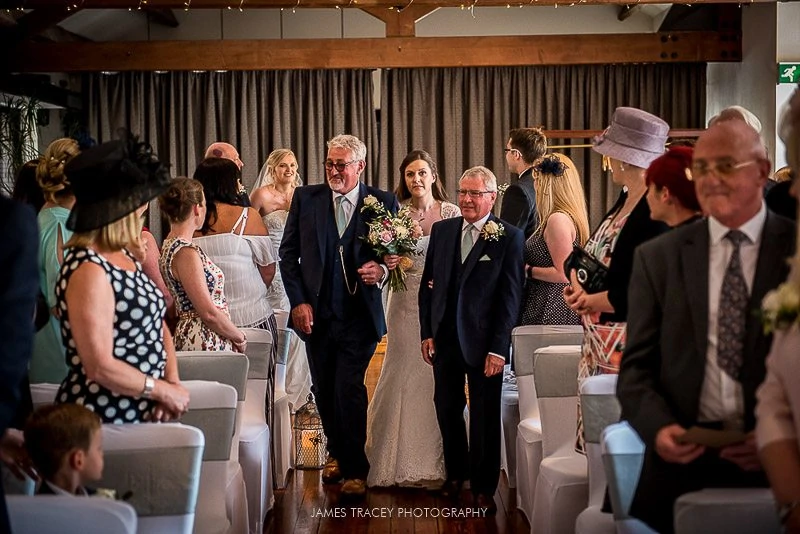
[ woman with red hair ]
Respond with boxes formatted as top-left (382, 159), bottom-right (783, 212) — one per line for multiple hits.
top-left (645, 145), bottom-right (702, 227)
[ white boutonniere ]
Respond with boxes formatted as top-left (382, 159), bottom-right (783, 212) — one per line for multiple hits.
top-left (92, 488), bottom-right (118, 500)
top-left (497, 183), bottom-right (510, 194)
top-left (363, 194), bottom-right (378, 207)
top-left (480, 220), bottom-right (505, 241)
top-left (761, 281), bottom-right (800, 334)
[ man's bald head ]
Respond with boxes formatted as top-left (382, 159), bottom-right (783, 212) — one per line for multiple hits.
top-left (205, 142), bottom-right (243, 170)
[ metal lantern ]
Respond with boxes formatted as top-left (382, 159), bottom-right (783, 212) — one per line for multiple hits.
top-left (293, 394), bottom-right (327, 470)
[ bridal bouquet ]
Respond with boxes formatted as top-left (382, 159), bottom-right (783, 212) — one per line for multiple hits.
top-left (361, 195), bottom-right (423, 292)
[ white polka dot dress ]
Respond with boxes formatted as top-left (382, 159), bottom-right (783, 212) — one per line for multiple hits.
top-left (55, 247), bottom-right (167, 424)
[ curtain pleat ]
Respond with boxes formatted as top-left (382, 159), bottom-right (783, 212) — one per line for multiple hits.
top-left (379, 64), bottom-right (706, 226)
top-left (85, 70), bottom-right (377, 190)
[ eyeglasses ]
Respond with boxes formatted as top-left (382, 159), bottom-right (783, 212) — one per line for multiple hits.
top-left (685, 159), bottom-right (758, 181)
top-left (457, 189), bottom-right (493, 198)
top-left (503, 148), bottom-right (519, 154)
top-left (324, 160), bottom-right (357, 172)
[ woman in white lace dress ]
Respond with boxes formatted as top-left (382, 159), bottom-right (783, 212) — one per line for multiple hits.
top-left (250, 149), bottom-right (301, 312)
top-left (250, 149), bottom-right (312, 411)
top-left (366, 150), bottom-right (460, 488)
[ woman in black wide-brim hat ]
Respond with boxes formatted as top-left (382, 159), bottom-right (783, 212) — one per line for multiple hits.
top-left (54, 138), bottom-right (190, 424)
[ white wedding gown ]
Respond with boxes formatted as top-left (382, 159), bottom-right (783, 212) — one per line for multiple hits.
top-left (366, 197), bottom-right (462, 488)
top-left (262, 209), bottom-right (312, 411)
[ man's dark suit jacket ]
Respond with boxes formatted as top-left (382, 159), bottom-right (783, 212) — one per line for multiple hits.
top-left (279, 182), bottom-right (398, 343)
top-left (618, 212), bottom-right (796, 449)
top-left (500, 168), bottom-right (539, 240)
top-left (419, 214), bottom-right (524, 366)
top-left (0, 197), bottom-right (39, 534)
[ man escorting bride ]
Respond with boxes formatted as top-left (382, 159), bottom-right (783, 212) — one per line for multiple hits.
top-left (366, 150), bottom-right (461, 488)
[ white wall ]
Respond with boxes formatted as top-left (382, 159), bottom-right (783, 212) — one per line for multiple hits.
top-left (60, 5), bottom-right (660, 41)
top-left (706, 3), bottom-right (777, 165)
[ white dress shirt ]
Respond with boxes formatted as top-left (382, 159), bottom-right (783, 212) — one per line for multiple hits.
top-left (698, 202), bottom-right (767, 429)
top-left (332, 186), bottom-right (361, 230)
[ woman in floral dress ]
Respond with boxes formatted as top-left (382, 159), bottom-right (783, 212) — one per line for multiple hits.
top-left (564, 108), bottom-right (670, 451)
top-left (159, 178), bottom-right (248, 353)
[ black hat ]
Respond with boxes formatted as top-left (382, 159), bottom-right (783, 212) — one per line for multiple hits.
top-left (65, 138), bottom-right (171, 232)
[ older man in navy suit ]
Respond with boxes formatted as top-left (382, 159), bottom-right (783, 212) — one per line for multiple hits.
top-left (419, 166), bottom-right (523, 513)
top-left (0, 196), bottom-right (40, 532)
top-left (280, 134), bottom-right (398, 498)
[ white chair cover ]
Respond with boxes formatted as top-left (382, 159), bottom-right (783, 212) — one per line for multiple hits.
top-left (511, 325), bottom-right (583, 523)
top-left (531, 345), bottom-right (587, 534)
top-left (273, 328), bottom-right (295, 487)
top-left (240, 327), bottom-right (274, 533)
top-left (600, 422), bottom-right (655, 534)
top-left (29, 383), bottom-right (60, 409)
top-left (101, 423), bottom-right (205, 534)
top-left (674, 488), bottom-right (780, 534)
top-left (181, 380), bottom-right (248, 534)
top-left (575, 375), bottom-right (619, 534)
top-left (8, 495), bottom-right (137, 534)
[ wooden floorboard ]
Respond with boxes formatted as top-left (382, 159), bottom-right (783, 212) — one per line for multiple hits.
top-left (265, 471), bottom-right (529, 534)
top-left (264, 337), bottom-right (530, 534)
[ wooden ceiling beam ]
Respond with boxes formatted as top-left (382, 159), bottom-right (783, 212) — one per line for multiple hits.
top-left (13, 0), bottom-right (774, 7)
top-left (360, 5), bottom-right (437, 37)
top-left (4, 31), bottom-right (740, 71)
top-left (1, 7), bottom-right (82, 43)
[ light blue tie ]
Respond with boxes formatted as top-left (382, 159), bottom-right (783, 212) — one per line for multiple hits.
top-left (461, 224), bottom-right (474, 263)
top-left (335, 196), bottom-right (349, 237)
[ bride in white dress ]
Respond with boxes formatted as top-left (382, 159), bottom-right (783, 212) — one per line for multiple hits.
top-left (366, 150), bottom-right (460, 488)
top-left (251, 148), bottom-right (311, 411)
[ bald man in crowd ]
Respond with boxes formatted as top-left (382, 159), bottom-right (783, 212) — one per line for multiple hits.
top-left (617, 119), bottom-right (795, 533)
top-left (204, 141), bottom-right (249, 205)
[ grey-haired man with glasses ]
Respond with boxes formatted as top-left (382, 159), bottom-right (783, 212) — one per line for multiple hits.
top-left (618, 119), bottom-right (796, 533)
top-left (280, 134), bottom-right (398, 499)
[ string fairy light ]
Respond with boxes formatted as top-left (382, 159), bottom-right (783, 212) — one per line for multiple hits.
top-left (292, 0), bottom-right (300, 14)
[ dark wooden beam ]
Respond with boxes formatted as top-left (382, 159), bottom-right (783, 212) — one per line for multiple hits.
top-left (145, 7), bottom-right (180, 27)
top-left (2, 7), bottom-right (81, 43)
top-left (360, 6), bottom-right (437, 37)
top-left (14, 0), bottom-right (774, 7)
top-left (4, 31), bottom-right (741, 72)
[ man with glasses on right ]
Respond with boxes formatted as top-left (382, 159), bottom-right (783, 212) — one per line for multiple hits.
top-left (501, 127), bottom-right (547, 239)
top-left (617, 119), bottom-right (795, 533)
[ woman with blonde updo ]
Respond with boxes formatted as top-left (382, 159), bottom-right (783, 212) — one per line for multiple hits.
top-left (31, 138), bottom-right (80, 383)
top-left (159, 178), bottom-right (247, 352)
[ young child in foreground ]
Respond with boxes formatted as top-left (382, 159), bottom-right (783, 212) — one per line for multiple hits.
top-left (24, 403), bottom-right (104, 496)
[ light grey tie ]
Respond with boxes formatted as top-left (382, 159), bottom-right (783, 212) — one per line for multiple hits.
top-left (335, 196), bottom-right (348, 237)
top-left (461, 224), bottom-right (475, 263)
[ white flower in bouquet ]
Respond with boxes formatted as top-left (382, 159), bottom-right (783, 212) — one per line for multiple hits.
top-left (761, 280), bottom-right (800, 334)
top-left (363, 195), bottom-right (378, 207)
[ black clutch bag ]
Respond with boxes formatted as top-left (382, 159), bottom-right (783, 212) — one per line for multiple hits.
top-left (563, 245), bottom-right (608, 294)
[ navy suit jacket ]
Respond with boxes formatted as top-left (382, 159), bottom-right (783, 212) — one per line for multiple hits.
top-left (279, 182), bottom-right (398, 343)
top-left (418, 214), bottom-right (524, 367)
top-left (0, 197), bottom-right (38, 434)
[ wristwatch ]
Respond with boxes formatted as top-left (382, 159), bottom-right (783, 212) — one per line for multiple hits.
top-left (142, 375), bottom-right (155, 399)
top-left (777, 500), bottom-right (800, 525)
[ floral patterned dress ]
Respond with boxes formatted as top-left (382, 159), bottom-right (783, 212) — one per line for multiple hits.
top-left (160, 237), bottom-right (234, 352)
top-left (576, 210), bottom-right (630, 452)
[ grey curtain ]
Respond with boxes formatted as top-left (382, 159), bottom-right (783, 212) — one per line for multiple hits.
top-left (85, 70), bottom-right (377, 190)
top-left (378, 64), bottom-right (706, 226)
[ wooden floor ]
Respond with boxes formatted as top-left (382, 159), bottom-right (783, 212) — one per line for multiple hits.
top-left (264, 338), bottom-right (529, 533)
top-left (264, 468), bottom-right (529, 534)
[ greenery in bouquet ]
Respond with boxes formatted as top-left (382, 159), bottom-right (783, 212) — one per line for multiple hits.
top-left (360, 195), bottom-right (423, 292)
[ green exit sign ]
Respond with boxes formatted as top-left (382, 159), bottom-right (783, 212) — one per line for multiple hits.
top-left (779, 63), bottom-right (800, 84)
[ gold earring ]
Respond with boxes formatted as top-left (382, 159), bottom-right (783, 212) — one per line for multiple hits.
top-left (602, 155), bottom-right (611, 172)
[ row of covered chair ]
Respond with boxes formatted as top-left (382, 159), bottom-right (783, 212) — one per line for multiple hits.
top-left (508, 325), bottom-right (782, 534)
top-left (10, 319), bottom-right (299, 534)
